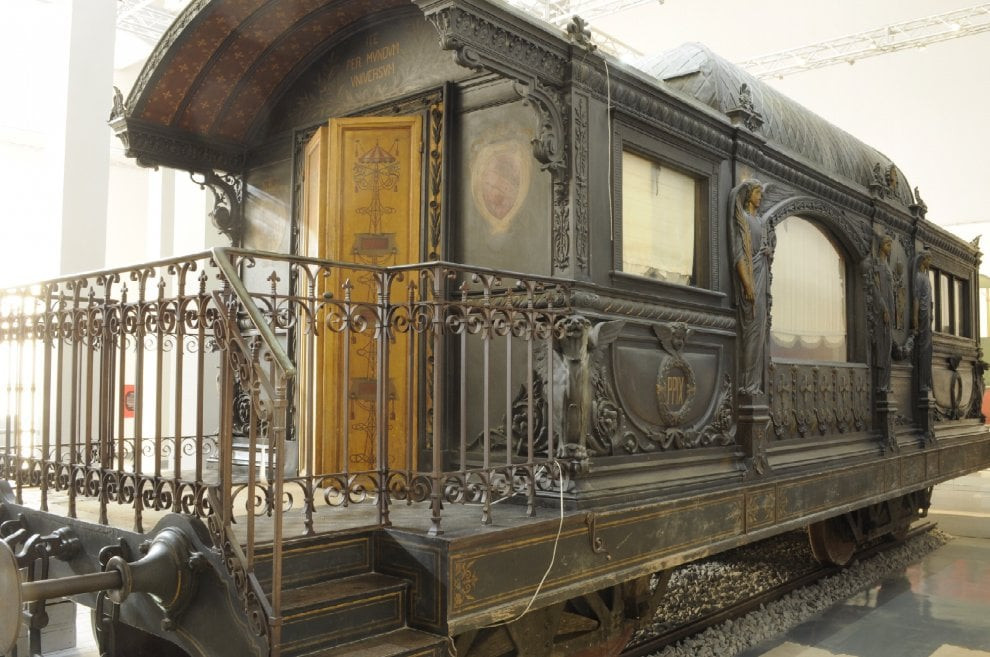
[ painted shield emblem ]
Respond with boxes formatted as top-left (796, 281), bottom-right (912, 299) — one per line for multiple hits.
top-left (471, 139), bottom-right (531, 233)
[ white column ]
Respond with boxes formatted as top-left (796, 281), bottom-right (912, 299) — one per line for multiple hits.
top-left (54, 0), bottom-right (116, 275)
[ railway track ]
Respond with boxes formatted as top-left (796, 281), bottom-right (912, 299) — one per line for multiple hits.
top-left (622, 522), bottom-right (937, 657)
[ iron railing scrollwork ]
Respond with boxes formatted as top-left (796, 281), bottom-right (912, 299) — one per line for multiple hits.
top-left (0, 247), bottom-right (570, 656)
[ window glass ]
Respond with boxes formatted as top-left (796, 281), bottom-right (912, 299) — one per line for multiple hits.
top-left (954, 277), bottom-right (966, 336)
top-left (770, 216), bottom-right (847, 361)
top-left (940, 273), bottom-right (952, 333)
top-left (621, 151), bottom-right (696, 285)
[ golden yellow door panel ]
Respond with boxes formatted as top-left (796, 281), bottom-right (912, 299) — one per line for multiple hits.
top-left (303, 116), bottom-right (423, 475)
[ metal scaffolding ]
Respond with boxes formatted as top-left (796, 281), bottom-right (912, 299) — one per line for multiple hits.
top-left (115, 1), bottom-right (990, 78)
top-left (736, 3), bottom-right (990, 79)
top-left (506, 0), bottom-right (659, 57)
top-left (117, 0), bottom-right (182, 42)
top-left (507, 0), bottom-right (660, 25)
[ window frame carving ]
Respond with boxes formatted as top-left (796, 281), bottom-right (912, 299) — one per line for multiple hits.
top-left (761, 197), bottom-right (870, 367)
top-left (768, 215), bottom-right (852, 363)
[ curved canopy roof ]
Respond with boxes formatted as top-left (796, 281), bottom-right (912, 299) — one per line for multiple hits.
top-left (115, 0), bottom-right (408, 169)
top-left (116, 0), bottom-right (919, 207)
top-left (640, 43), bottom-right (915, 206)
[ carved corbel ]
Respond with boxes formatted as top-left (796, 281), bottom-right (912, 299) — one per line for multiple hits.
top-left (420, 1), bottom-right (573, 271)
top-left (191, 171), bottom-right (244, 247)
top-left (518, 79), bottom-right (568, 174)
top-left (516, 80), bottom-right (571, 274)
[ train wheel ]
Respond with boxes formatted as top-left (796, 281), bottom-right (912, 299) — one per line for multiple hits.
top-left (808, 516), bottom-right (857, 566)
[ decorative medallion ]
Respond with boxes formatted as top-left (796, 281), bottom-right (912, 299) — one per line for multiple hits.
top-left (655, 357), bottom-right (697, 427)
top-left (470, 139), bottom-right (531, 234)
top-left (652, 323), bottom-right (697, 427)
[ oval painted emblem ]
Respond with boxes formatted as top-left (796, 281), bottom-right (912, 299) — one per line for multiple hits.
top-left (470, 139), bottom-right (531, 233)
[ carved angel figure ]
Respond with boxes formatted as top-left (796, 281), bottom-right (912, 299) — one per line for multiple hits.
top-left (912, 250), bottom-right (934, 393)
top-left (729, 179), bottom-right (768, 395)
top-left (872, 235), bottom-right (896, 392)
top-left (553, 316), bottom-right (625, 455)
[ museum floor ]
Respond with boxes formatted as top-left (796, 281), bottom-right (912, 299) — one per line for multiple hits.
top-left (740, 470), bottom-right (990, 657)
top-left (739, 536), bottom-right (990, 657)
top-left (33, 471), bottom-right (990, 657)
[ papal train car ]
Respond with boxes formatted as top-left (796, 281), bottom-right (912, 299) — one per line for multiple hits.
top-left (1, 1), bottom-right (987, 656)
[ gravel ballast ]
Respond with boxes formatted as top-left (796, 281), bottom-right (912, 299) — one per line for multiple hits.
top-left (643, 529), bottom-right (949, 657)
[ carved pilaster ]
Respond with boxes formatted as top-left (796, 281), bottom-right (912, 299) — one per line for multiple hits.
top-left (917, 390), bottom-right (936, 447)
top-left (876, 391), bottom-right (899, 454)
top-left (428, 98), bottom-right (445, 259)
top-left (737, 392), bottom-right (771, 478)
top-left (528, 83), bottom-right (571, 276)
top-left (552, 177), bottom-right (571, 272)
top-left (572, 93), bottom-right (590, 274)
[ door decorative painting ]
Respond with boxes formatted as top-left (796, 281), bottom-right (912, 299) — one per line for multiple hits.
top-left (303, 116), bottom-right (423, 475)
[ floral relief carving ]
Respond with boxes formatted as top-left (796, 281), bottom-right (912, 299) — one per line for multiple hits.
top-left (452, 558), bottom-right (479, 608)
top-left (768, 363), bottom-right (871, 440)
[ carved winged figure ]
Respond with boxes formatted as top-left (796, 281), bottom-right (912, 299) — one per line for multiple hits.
top-left (729, 179), bottom-right (768, 395)
top-left (552, 316), bottom-right (625, 457)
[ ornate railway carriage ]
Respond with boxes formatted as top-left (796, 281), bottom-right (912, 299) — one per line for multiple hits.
top-left (1, 1), bottom-right (988, 656)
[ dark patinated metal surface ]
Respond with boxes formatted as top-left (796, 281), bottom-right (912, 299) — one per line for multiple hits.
top-left (3, 0), bottom-right (988, 656)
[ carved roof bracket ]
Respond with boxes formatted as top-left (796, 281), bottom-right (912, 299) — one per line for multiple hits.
top-left (517, 79), bottom-right (569, 174)
top-left (418, 0), bottom-right (570, 173)
top-left (191, 170), bottom-right (245, 247)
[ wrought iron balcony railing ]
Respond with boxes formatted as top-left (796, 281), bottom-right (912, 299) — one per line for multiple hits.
top-left (0, 247), bottom-right (571, 641)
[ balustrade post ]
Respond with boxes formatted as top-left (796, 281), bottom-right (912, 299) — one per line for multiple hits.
top-left (375, 272), bottom-right (391, 528)
top-left (270, 376), bottom-right (288, 655)
top-left (429, 267), bottom-right (445, 536)
top-left (40, 286), bottom-right (53, 513)
top-left (217, 290), bottom-right (236, 533)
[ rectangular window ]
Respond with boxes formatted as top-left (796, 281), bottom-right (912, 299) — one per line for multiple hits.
top-left (939, 272), bottom-right (951, 333)
top-left (930, 266), bottom-right (972, 337)
top-left (621, 150), bottom-right (698, 286)
top-left (954, 278), bottom-right (965, 337)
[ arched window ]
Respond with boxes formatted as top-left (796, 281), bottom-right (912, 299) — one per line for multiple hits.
top-left (770, 216), bottom-right (847, 361)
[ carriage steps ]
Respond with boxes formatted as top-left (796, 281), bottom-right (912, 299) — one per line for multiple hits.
top-left (254, 531), bottom-right (447, 657)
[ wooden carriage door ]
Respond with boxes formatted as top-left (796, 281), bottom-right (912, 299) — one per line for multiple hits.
top-left (301, 116), bottom-right (423, 475)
